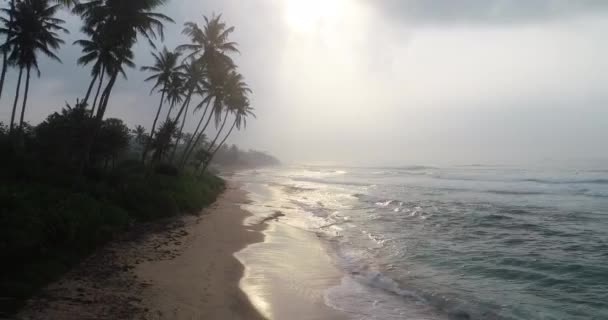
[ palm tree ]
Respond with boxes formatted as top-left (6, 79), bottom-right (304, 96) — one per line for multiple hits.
top-left (170, 59), bottom-right (203, 125)
top-left (175, 14), bottom-right (240, 165)
top-left (178, 13), bottom-right (239, 69)
top-left (202, 103), bottom-right (254, 173)
top-left (200, 71), bottom-right (252, 173)
top-left (140, 46), bottom-right (181, 162)
top-left (163, 72), bottom-right (186, 122)
top-left (73, 0), bottom-right (173, 122)
top-left (0, 0), bottom-right (76, 102)
top-left (180, 62), bottom-right (231, 167)
top-left (0, 0), bottom-right (16, 102)
top-left (0, 0), bottom-right (68, 133)
top-left (73, 25), bottom-right (117, 109)
top-left (74, 0), bottom-right (173, 170)
top-left (166, 59), bottom-right (205, 163)
top-left (179, 94), bottom-right (212, 168)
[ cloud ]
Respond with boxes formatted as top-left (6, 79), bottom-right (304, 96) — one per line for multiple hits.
top-left (367, 0), bottom-right (608, 25)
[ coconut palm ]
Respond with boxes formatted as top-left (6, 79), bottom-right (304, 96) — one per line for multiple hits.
top-left (198, 70), bottom-right (251, 171)
top-left (202, 103), bottom-right (254, 173)
top-left (179, 92), bottom-right (213, 168)
top-left (73, 0), bottom-right (174, 122)
top-left (0, 0), bottom-right (16, 102)
top-left (178, 13), bottom-right (238, 69)
top-left (0, 0), bottom-right (68, 133)
top-left (140, 47), bottom-right (182, 162)
top-left (167, 59), bottom-right (204, 162)
top-left (73, 25), bottom-right (124, 110)
top-left (170, 59), bottom-right (204, 125)
top-left (180, 61), bottom-right (232, 167)
top-left (74, 0), bottom-right (173, 170)
top-left (163, 72), bottom-right (186, 122)
top-left (0, 0), bottom-right (76, 102)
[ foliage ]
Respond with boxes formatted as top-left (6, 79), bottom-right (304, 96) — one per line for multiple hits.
top-left (34, 103), bottom-right (130, 171)
top-left (0, 160), bottom-right (224, 314)
top-left (0, 2), bottom-right (263, 315)
top-left (213, 144), bottom-right (280, 168)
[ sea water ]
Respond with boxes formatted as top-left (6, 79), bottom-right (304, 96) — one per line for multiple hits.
top-left (232, 164), bottom-right (608, 320)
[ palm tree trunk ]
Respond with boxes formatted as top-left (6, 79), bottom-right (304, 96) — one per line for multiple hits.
top-left (91, 67), bottom-right (104, 116)
top-left (191, 101), bottom-right (220, 168)
top-left (0, 0), bottom-right (16, 100)
top-left (172, 87), bottom-right (194, 125)
top-left (141, 87), bottom-right (166, 162)
top-left (180, 100), bottom-right (211, 167)
top-left (9, 66), bottom-right (23, 134)
top-left (170, 97), bottom-right (190, 163)
top-left (202, 118), bottom-right (237, 174)
top-left (83, 73), bottom-right (98, 105)
top-left (97, 71), bottom-right (117, 120)
top-left (79, 71), bottom-right (118, 174)
top-left (19, 65), bottom-right (31, 130)
top-left (199, 110), bottom-right (230, 172)
top-left (165, 102), bottom-right (175, 122)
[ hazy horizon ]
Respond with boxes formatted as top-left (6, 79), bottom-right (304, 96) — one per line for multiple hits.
top-left (1, 0), bottom-right (607, 167)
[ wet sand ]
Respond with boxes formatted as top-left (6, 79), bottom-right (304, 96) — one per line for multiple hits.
top-left (17, 183), bottom-right (348, 319)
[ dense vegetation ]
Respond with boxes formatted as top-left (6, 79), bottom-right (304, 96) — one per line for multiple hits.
top-left (214, 144), bottom-right (281, 169)
top-left (0, 0), bottom-right (260, 315)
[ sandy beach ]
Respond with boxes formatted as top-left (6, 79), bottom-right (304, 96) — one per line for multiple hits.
top-left (16, 182), bottom-right (348, 320)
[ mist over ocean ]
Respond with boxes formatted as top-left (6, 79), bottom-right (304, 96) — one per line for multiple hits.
top-left (234, 164), bottom-right (608, 320)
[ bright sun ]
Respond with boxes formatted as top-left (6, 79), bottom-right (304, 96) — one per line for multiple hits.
top-left (284, 0), bottom-right (338, 33)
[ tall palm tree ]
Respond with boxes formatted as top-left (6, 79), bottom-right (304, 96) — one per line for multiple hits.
top-left (74, 0), bottom-right (173, 122)
top-left (167, 59), bottom-right (204, 163)
top-left (180, 62), bottom-right (231, 167)
top-left (74, 0), bottom-right (173, 170)
top-left (170, 59), bottom-right (203, 125)
top-left (179, 94), bottom-right (212, 168)
top-left (0, 0), bottom-right (68, 133)
top-left (176, 14), bottom-right (240, 164)
top-left (0, 0), bottom-right (16, 102)
top-left (163, 72), bottom-right (185, 122)
top-left (178, 13), bottom-right (239, 69)
top-left (140, 46), bottom-right (181, 162)
top-left (73, 25), bottom-right (115, 109)
top-left (199, 70), bottom-right (250, 172)
top-left (202, 102), bottom-right (254, 173)
top-left (0, 0), bottom-right (76, 102)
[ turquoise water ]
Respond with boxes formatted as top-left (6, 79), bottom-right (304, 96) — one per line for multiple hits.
top-left (235, 164), bottom-right (608, 319)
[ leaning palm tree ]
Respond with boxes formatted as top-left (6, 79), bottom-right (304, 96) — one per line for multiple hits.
top-left (180, 61), bottom-right (231, 167)
top-left (0, 0), bottom-right (68, 133)
top-left (74, 0), bottom-right (173, 170)
top-left (202, 103), bottom-right (254, 173)
top-left (74, 0), bottom-right (173, 122)
top-left (203, 70), bottom-right (251, 171)
top-left (170, 59), bottom-right (204, 125)
top-left (167, 59), bottom-right (206, 163)
top-left (140, 46), bottom-right (182, 162)
top-left (163, 72), bottom-right (186, 122)
top-left (73, 25), bottom-right (118, 109)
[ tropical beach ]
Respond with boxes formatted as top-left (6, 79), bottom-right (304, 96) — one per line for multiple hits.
top-left (15, 180), bottom-right (353, 320)
top-left (2, 0), bottom-right (608, 319)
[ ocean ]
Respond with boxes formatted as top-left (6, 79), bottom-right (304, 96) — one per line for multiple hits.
top-left (233, 164), bottom-right (608, 320)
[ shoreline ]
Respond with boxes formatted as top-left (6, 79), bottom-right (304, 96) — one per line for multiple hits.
top-left (17, 180), bottom-right (351, 320)
top-left (17, 184), bottom-right (266, 320)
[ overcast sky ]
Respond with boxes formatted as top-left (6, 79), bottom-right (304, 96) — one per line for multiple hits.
top-left (1, 0), bottom-right (607, 166)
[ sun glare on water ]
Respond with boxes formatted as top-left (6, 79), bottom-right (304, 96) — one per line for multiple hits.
top-left (284, 0), bottom-right (340, 33)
